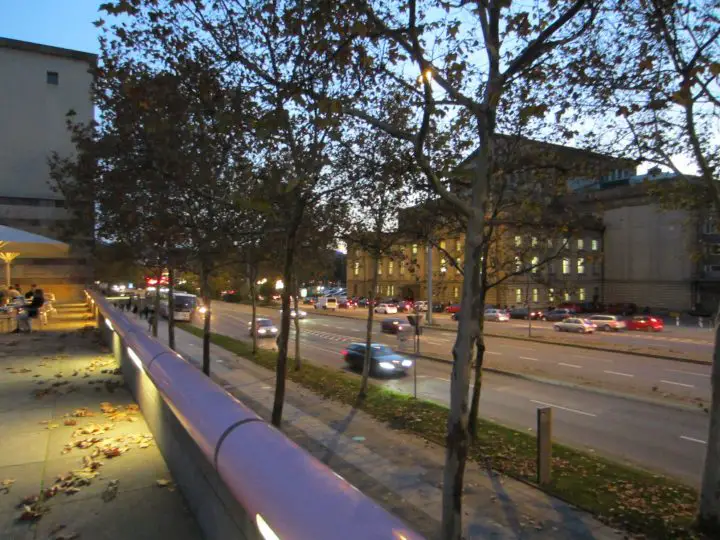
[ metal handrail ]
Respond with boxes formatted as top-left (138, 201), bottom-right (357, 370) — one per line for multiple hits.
top-left (86, 290), bottom-right (423, 540)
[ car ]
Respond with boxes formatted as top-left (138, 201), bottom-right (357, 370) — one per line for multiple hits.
top-left (357, 298), bottom-right (376, 308)
top-left (445, 304), bottom-right (461, 314)
top-left (588, 314), bottom-right (626, 331)
top-left (338, 298), bottom-right (356, 309)
top-left (302, 298), bottom-right (315, 306)
top-left (248, 317), bottom-right (278, 337)
top-left (374, 303), bottom-right (398, 314)
top-left (509, 307), bottom-right (545, 320)
top-left (396, 300), bottom-right (414, 312)
top-left (484, 308), bottom-right (509, 322)
top-left (341, 343), bottom-right (413, 375)
top-left (381, 318), bottom-right (410, 334)
top-left (542, 308), bottom-right (574, 321)
top-left (279, 309), bottom-right (307, 319)
top-left (626, 315), bottom-right (664, 332)
top-left (554, 318), bottom-right (596, 333)
top-left (315, 297), bottom-right (338, 310)
top-left (414, 300), bottom-right (428, 312)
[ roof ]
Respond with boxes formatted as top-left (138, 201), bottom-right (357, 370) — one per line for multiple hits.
top-left (0, 36), bottom-right (97, 64)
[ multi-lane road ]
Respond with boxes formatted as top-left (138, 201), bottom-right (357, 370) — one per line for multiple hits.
top-left (183, 301), bottom-right (711, 486)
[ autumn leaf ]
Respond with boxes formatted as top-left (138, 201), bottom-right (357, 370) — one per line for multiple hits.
top-left (156, 479), bottom-right (171, 487)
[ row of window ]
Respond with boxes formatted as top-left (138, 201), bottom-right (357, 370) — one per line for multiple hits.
top-left (514, 236), bottom-right (600, 251)
top-left (513, 287), bottom-right (589, 304)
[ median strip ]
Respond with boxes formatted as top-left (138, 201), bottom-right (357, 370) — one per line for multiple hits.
top-left (179, 323), bottom-right (700, 540)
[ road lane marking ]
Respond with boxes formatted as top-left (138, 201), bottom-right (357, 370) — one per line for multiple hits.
top-left (529, 400), bottom-right (597, 417)
top-left (572, 354), bottom-right (595, 360)
top-left (520, 356), bottom-right (540, 362)
top-left (664, 368), bottom-right (710, 378)
top-left (660, 379), bottom-right (695, 388)
top-left (604, 370), bottom-right (634, 378)
top-left (424, 339), bottom-right (445, 345)
top-left (680, 435), bottom-right (707, 444)
top-left (435, 377), bottom-right (451, 382)
top-left (558, 362), bottom-right (582, 369)
top-left (486, 351), bottom-right (501, 356)
top-left (511, 346), bottom-right (533, 351)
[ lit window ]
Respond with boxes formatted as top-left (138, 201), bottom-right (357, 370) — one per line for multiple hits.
top-left (577, 238), bottom-right (584, 250)
top-left (577, 257), bottom-right (585, 275)
top-left (564, 291), bottom-right (570, 301)
top-left (514, 235), bottom-right (522, 247)
top-left (387, 285), bottom-right (394, 296)
top-left (579, 288), bottom-right (586, 301)
top-left (548, 288), bottom-right (555, 302)
top-left (591, 239), bottom-right (599, 251)
top-left (532, 288), bottom-right (539, 303)
top-left (440, 240), bottom-right (446, 250)
top-left (412, 244), bottom-right (418, 254)
top-left (531, 237), bottom-right (538, 247)
top-left (453, 286), bottom-right (459, 299)
top-left (456, 258), bottom-right (463, 276)
top-left (376, 284), bottom-right (381, 293)
top-left (562, 258), bottom-right (570, 274)
top-left (515, 257), bottom-right (521, 272)
top-left (388, 261), bottom-right (394, 275)
top-left (399, 262), bottom-right (405, 275)
top-left (515, 288), bottom-right (522, 303)
top-left (377, 262), bottom-right (382, 275)
top-left (440, 258), bottom-right (447, 273)
top-left (46, 71), bottom-right (59, 85)
top-left (531, 256), bottom-right (539, 273)
top-left (353, 261), bottom-right (359, 276)
top-left (456, 239), bottom-right (462, 252)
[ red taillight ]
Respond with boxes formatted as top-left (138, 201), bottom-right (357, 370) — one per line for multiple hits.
top-left (650, 318), bottom-right (657, 322)
top-left (341, 350), bottom-right (348, 356)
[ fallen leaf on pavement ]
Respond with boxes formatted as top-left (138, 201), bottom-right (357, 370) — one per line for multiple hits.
top-left (156, 479), bottom-right (171, 487)
top-left (1, 478), bottom-right (15, 494)
top-left (64, 419), bottom-right (77, 426)
top-left (101, 480), bottom-right (119, 502)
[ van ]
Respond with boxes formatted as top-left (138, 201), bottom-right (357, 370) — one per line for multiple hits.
top-left (315, 296), bottom-right (338, 311)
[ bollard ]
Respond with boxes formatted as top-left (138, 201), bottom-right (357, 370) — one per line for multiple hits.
top-left (537, 407), bottom-right (553, 485)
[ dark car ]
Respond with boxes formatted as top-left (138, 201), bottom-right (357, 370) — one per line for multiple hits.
top-left (509, 307), bottom-right (546, 320)
top-left (396, 300), bottom-right (414, 312)
top-left (248, 317), bottom-right (278, 338)
top-left (542, 308), bottom-right (574, 321)
top-left (381, 318), bottom-right (410, 334)
top-left (342, 343), bottom-right (413, 376)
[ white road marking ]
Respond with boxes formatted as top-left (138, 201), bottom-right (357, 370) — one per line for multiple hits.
top-left (530, 400), bottom-right (597, 417)
top-left (520, 356), bottom-right (540, 362)
top-left (664, 368), bottom-right (710, 378)
top-left (511, 346), bottom-right (533, 351)
top-left (604, 370), bottom-right (634, 378)
top-left (660, 379), bottom-right (695, 388)
top-left (486, 351), bottom-right (501, 356)
top-left (558, 362), bottom-right (582, 369)
top-left (424, 339), bottom-right (446, 345)
top-left (572, 354), bottom-right (595, 360)
top-left (680, 435), bottom-right (707, 444)
top-left (435, 377), bottom-right (451, 382)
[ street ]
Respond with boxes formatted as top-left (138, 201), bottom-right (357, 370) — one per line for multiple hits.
top-left (183, 301), bottom-right (711, 486)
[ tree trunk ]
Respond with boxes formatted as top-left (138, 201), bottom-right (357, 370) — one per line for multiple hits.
top-left (168, 266), bottom-right (176, 350)
top-left (293, 275), bottom-right (301, 371)
top-left (200, 264), bottom-right (212, 376)
top-left (468, 286), bottom-right (487, 441)
top-left (271, 224), bottom-right (298, 428)
top-left (360, 255), bottom-right (379, 399)
top-left (699, 307), bottom-right (720, 534)
top-left (249, 263), bottom-right (258, 355)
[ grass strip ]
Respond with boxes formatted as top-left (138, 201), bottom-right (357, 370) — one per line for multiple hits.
top-left (178, 323), bottom-right (701, 539)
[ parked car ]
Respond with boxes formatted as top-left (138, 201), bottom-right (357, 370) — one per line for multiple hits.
top-left (558, 302), bottom-right (584, 313)
top-left (553, 318), bottom-right (596, 333)
top-left (315, 297), bottom-right (338, 310)
top-left (607, 302), bottom-right (638, 316)
top-left (542, 308), bottom-right (574, 321)
top-left (357, 298), bottom-right (376, 308)
top-left (338, 298), bottom-right (356, 309)
top-left (342, 343), bottom-right (413, 375)
top-left (396, 300), bottom-right (414, 312)
top-left (248, 318), bottom-right (278, 337)
top-left (626, 315), bottom-right (664, 332)
top-left (375, 303), bottom-right (398, 314)
top-left (509, 307), bottom-right (546, 320)
top-left (279, 309), bottom-right (307, 319)
top-left (414, 300), bottom-right (428, 312)
top-left (302, 298), bottom-right (315, 306)
top-left (587, 314), bottom-right (626, 331)
top-left (445, 304), bottom-right (462, 314)
top-left (484, 308), bottom-right (510, 322)
top-left (381, 318), bottom-right (410, 334)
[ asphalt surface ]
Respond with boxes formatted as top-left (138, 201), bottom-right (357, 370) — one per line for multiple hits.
top-left (188, 301), bottom-right (710, 486)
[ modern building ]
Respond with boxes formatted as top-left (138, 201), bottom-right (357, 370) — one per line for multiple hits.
top-left (0, 37), bottom-right (96, 300)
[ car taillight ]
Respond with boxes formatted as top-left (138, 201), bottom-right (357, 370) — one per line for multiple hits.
top-left (650, 318), bottom-right (657, 322)
top-left (341, 350), bottom-right (348, 356)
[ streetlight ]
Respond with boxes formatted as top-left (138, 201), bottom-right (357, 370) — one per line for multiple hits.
top-left (275, 279), bottom-right (284, 291)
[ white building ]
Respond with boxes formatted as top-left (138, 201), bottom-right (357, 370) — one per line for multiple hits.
top-left (0, 37), bottom-right (96, 300)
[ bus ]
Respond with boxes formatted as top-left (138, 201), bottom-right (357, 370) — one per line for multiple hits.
top-left (159, 292), bottom-right (204, 321)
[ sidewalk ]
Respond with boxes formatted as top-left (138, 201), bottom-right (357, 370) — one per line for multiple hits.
top-left (0, 306), bottom-right (202, 540)
top-left (146, 315), bottom-right (622, 539)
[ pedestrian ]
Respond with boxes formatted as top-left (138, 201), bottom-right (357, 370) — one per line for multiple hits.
top-left (24, 284), bottom-right (37, 300)
top-left (132, 303), bottom-right (139, 315)
top-left (140, 305), bottom-right (149, 320)
top-left (147, 310), bottom-right (155, 332)
top-left (14, 288), bottom-right (44, 333)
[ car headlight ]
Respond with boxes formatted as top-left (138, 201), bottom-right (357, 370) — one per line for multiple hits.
top-left (271, 328), bottom-right (278, 333)
top-left (401, 360), bottom-right (413, 367)
top-left (258, 329), bottom-right (266, 334)
top-left (299, 311), bottom-right (306, 316)
top-left (378, 361), bottom-right (395, 370)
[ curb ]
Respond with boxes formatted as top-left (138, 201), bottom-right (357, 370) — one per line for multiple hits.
top-left (415, 352), bottom-right (709, 414)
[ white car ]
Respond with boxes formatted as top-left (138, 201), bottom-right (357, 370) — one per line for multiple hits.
top-left (374, 303), bottom-right (398, 314)
top-left (484, 309), bottom-right (509, 322)
top-left (279, 309), bottom-right (307, 319)
top-left (414, 301), bottom-right (428, 312)
top-left (554, 318), bottom-right (596, 333)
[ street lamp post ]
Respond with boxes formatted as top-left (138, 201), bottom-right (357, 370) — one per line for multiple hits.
top-left (426, 244), bottom-right (433, 325)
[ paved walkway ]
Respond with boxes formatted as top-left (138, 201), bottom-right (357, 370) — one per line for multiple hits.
top-left (143, 314), bottom-right (622, 540)
top-left (0, 305), bottom-right (202, 540)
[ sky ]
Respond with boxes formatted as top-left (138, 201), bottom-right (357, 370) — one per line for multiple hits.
top-left (0, 0), bottom-right (101, 54)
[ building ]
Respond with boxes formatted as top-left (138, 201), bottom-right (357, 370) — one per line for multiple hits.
top-left (0, 37), bottom-right (96, 300)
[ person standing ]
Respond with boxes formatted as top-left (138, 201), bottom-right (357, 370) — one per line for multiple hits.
top-left (24, 284), bottom-right (37, 300)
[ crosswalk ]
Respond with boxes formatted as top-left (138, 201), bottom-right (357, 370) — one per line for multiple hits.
top-left (292, 328), bottom-right (354, 343)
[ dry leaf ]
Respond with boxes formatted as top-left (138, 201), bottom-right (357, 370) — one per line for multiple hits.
top-left (156, 479), bottom-right (170, 487)
top-left (64, 419), bottom-right (77, 426)
top-left (1, 478), bottom-right (15, 494)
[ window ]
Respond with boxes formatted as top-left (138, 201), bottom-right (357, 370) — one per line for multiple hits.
top-left (353, 261), bottom-right (359, 276)
top-left (514, 235), bottom-right (522, 247)
top-left (593, 260), bottom-right (601, 275)
top-left (532, 288), bottom-right (539, 303)
top-left (564, 291), bottom-right (570, 301)
top-left (440, 258), bottom-right (447, 273)
top-left (377, 262), bottom-right (382, 275)
top-left (456, 258), bottom-right (463, 276)
top-left (387, 285), bottom-right (395, 296)
top-left (577, 257), bottom-right (585, 275)
top-left (412, 244), bottom-right (418, 255)
top-left (515, 288), bottom-right (522, 303)
top-left (388, 261), bottom-right (394, 275)
top-left (46, 71), bottom-right (59, 85)
top-left (562, 258), bottom-right (571, 274)
top-left (548, 262), bottom-right (555, 274)
top-left (376, 284), bottom-right (381, 294)
top-left (591, 239), bottom-right (599, 251)
top-left (355, 249), bottom-right (361, 257)
top-left (453, 286), bottom-right (459, 299)
top-left (399, 262), bottom-right (405, 275)
top-left (531, 237), bottom-right (538, 247)
top-left (577, 238), bottom-right (584, 250)
top-left (531, 256), bottom-right (539, 273)
top-left (456, 239), bottom-right (462, 252)
top-left (440, 240), bottom-right (446, 250)
top-left (579, 288), bottom-right (586, 301)
top-left (515, 257), bottom-right (521, 272)
top-left (548, 288), bottom-right (555, 302)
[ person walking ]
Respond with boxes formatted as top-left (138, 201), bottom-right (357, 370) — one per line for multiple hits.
top-left (14, 288), bottom-right (44, 333)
